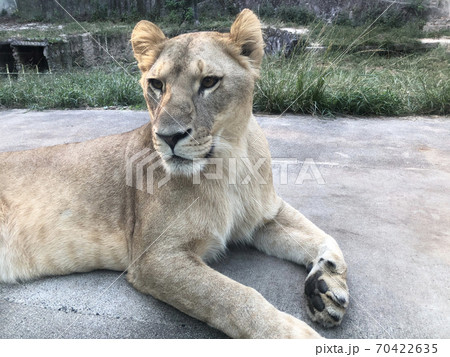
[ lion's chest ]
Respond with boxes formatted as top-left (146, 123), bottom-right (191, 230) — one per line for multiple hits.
top-left (198, 180), bottom-right (267, 261)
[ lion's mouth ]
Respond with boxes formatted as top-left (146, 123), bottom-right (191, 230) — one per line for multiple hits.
top-left (167, 145), bottom-right (215, 162)
top-left (167, 155), bottom-right (190, 165)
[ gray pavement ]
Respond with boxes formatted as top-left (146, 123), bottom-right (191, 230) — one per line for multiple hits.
top-left (0, 109), bottom-right (449, 339)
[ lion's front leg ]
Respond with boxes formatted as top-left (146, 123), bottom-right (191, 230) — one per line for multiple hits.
top-left (252, 199), bottom-right (349, 328)
top-left (127, 244), bottom-right (321, 339)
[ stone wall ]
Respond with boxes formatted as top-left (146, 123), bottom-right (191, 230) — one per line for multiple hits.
top-left (45, 33), bottom-right (134, 71)
top-left (44, 27), bottom-right (301, 71)
top-left (264, 27), bottom-right (308, 56)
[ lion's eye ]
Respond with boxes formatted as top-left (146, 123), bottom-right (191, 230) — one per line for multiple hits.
top-left (201, 76), bottom-right (220, 89)
top-left (149, 78), bottom-right (164, 91)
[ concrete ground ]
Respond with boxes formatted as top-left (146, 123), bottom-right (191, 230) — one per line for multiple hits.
top-left (0, 109), bottom-right (449, 339)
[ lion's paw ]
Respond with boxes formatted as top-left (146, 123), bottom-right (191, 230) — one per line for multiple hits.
top-left (304, 257), bottom-right (349, 328)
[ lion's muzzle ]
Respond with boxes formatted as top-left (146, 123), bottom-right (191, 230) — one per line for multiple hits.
top-left (156, 129), bottom-right (192, 152)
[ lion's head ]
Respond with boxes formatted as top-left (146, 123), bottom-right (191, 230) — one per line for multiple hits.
top-left (131, 9), bottom-right (264, 175)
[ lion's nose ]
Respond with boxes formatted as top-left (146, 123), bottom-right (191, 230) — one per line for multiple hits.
top-left (156, 129), bottom-right (192, 151)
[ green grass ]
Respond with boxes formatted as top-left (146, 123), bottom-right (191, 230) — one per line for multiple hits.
top-left (255, 47), bottom-right (449, 116)
top-left (0, 67), bottom-right (145, 110)
top-left (0, 46), bottom-right (448, 116)
top-left (311, 22), bottom-right (425, 48)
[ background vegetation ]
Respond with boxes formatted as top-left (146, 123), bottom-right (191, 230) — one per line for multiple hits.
top-left (9, 0), bottom-right (433, 26)
top-left (2, 45), bottom-right (448, 116)
top-left (0, 0), bottom-right (448, 116)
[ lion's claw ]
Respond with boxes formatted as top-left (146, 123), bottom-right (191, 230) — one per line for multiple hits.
top-left (304, 258), bottom-right (349, 328)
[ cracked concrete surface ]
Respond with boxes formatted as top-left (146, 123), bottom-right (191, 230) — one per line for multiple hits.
top-left (0, 109), bottom-right (449, 339)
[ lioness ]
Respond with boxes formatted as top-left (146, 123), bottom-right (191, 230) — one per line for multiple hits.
top-left (0, 9), bottom-right (348, 338)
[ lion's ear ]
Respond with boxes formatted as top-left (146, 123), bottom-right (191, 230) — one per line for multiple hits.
top-left (131, 20), bottom-right (166, 73)
top-left (229, 9), bottom-right (264, 71)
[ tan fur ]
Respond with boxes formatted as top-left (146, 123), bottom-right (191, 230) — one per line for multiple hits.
top-left (131, 20), bottom-right (167, 73)
top-left (228, 8), bottom-right (265, 76)
top-left (0, 10), bottom-right (348, 338)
